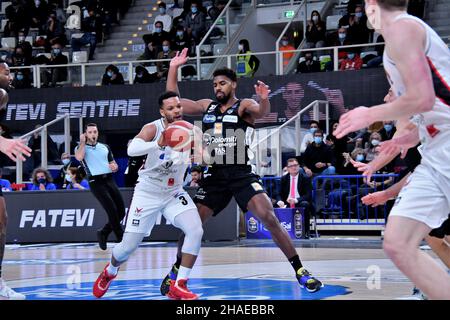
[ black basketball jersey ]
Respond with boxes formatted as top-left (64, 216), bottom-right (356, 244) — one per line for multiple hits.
top-left (202, 100), bottom-right (255, 166)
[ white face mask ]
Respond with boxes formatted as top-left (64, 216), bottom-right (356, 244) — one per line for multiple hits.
top-left (238, 44), bottom-right (244, 51)
top-left (371, 139), bottom-right (380, 146)
top-left (312, 15), bottom-right (318, 22)
top-left (65, 174), bottom-right (72, 182)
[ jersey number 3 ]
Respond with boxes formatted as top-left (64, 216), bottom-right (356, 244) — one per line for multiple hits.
top-left (179, 196), bottom-right (188, 205)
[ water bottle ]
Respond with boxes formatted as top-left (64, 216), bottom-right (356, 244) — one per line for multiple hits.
top-left (294, 209), bottom-right (302, 239)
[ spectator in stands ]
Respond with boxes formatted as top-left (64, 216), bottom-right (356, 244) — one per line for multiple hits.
top-left (101, 65), bottom-right (124, 85)
top-left (184, 0), bottom-right (206, 44)
top-left (137, 41), bottom-right (158, 64)
top-left (208, 0), bottom-right (226, 21)
top-left (30, 167), bottom-right (57, 191)
top-left (154, 2), bottom-right (172, 32)
top-left (279, 36), bottom-right (296, 69)
top-left (143, 21), bottom-right (171, 53)
top-left (157, 40), bottom-right (176, 78)
top-left (65, 166), bottom-right (89, 190)
top-left (342, 147), bottom-right (367, 175)
top-left (0, 168), bottom-right (12, 192)
top-left (236, 39), bottom-right (260, 78)
top-left (300, 120), bottom-right (320, 154)
top-left (184, 165), bottom-right (203, 187)
top-left (4, 0), bottom-right (29, 37)
top-left (41, 41), bottom-right (68, 87)
top-left (366, 34), bottom-right (384, 68)
top-left (44, 11), bottom-right (67, 46)
top-left (12, 70), bottom-right (33, 89)
top-left (275, 158), bottom-right (313, 238)
top-left (134, 65), bottom-right (160, 84)
top-left (347, 5), bottom-right (370, 44)
top-left (379, 121), bottom-right (396, 141)
top-left (70, 7), bottom-right (102, 60)
top-left (304, 10), bottom-right (326, 49)
top-left (332, 27), bottom-right (353, 47)
top-left (16, 30), bottom-right (33, 61)
top-left (54, 152), bottom-right (72, 189)
top-left (296, 52), bottom-right (321, 73)
top-left (301, 129), bottom-right (336, 177)
top-left (326, 122), bottom-right (349, 174)
top-left (27, 124), bottom-right (60, 168)
top-left (340, 51), bottom-right (363, 71)
top-left (364, 131), bottom-right (382, 162)
top-left (172, 25), bottom-right (192, 55)
top-left (28, 0), bottom-right (50, 34)
top-left (10, 46), bottom-right (31, 67)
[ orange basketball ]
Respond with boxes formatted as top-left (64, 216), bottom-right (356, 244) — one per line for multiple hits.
top-left (163, 120), bottom-right (194, 152)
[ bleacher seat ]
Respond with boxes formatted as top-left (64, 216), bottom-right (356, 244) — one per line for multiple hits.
top-left (71, 33), bottom-right (84, 39)
top-left (199, 44), bottom-right (212, 55)
top-left (72, 51), bottom-right (87, 63)
top-left (319, 55), bottom-right (332, 71)
top-left (0, 19), bottom-right (8, 33)
top-left (213, 43), bottom-right (226, 55)
top-left (36, 52), bottom-right (51, 60)
top-left (1, 37), bottom-right (16, 49)
top-left (62, 51), bottom-right (70, 62)
top-left (360, 51), bottom-right (378, 60)
top-left (1, 2), bottom-right (11, 15)
top-left (146, 65), bottom-right (157, 74)
top-left (25, 36), bottom-right (33, 44)
top-left (326, 15), bottom-right (342, 31)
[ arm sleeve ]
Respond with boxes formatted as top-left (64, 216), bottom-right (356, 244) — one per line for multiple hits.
top-left (127, 138), bottom-right (160, 157)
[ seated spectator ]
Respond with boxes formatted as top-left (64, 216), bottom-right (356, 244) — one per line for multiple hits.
top-left (326, 122), bottom-right (349, 174)
top-left (134, 65), bottom-right (160, 84)
top-left (44, 11), bottom-right (67, 47)
top-left (340, 51), bottom-right (363, 71)
top-left (346, 5), bottom-right (371, 44)
top-left (4, 1), bottom-right (28, 37)
top-left (65, 166), bottom-right (89, 190)
top-left (275, 158), bottom-right (313, 238)
top-left (10, 46), bottom-right (32, 67)
top-left (208, 0), bottom-right (226, 21)
top-left (172, 25), bottom-right (192, 55)
top-left (301, 129), bottom-right (336, 177)
top-left (184, 165), bottom-right (202, 187)
top-left (28, 0), bottom-right (50, 34)
top-left (379, 121), bottom-right (396, 141)
top-left (279, 36), bottom-right (296, 69)
top-left (342, 147), bottom-right (367, 175)
top-left (16, 30), bottom-right (33, 61)
top-left (54, 152), bottom-right (72, 189)
top-left (300, 120), bottom-right (319, 154)
top-left (236, 39), bottom-right (260, 78)
top-left (154, 2), bottom-right (173, 32)
top-left (30, 167), bottom-right (57, 191)
top-left (184, 0), bottom-right (206, 44)
top-left (331, 27), bottom-right (353, 47)
top-left (70, 7), bottom-right (102, 60)
top-left (157, 40), bottom-right (176, 78)
top-left (0, 168), bottom-right (12, 192)
top-left (101, 65), bottom-right (125, 85)
top-left (366, 34), bottom-right (384, 68)
top-left (12, 71), bottom-right (33, 89)
top-left (364, 131), bottom-right (382, 162)
top-left (304, 10), bottom-right (326, 49)
top-left (143, 21), bottom-right (171, 53)
top-left (296, 52), bottom-right (321, 74)
top-left (41, 41), bottom-right (69, 87)
top-left (137, 41), bottom-right (159, 64)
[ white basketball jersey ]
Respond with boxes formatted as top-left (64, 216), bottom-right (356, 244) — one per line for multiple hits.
top-left (137, 118), bottom-right (190, 190)
top-left (383, 13), bottom-right (450, 178)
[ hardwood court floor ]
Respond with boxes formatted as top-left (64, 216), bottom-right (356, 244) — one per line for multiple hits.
top-left (2, 237), bottom-right (442, 300)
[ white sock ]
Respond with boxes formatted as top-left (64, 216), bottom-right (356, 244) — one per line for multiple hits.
top-left (176, 266), bottom-right (192, 282)
top-left (107, 260), bottom-right (119, 276)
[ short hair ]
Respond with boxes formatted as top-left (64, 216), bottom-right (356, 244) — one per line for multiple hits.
top-left (213, 67), bottom-right (237, 82)
top-left (191, 165), bottom-right (203, 174)
top-left (155, 20), bottom-right (164, 28)
top-left (309, 120), bottom-right (319, 127)
top-left (85, 123), bottom-right (97, 131)
top-left (377, 0), bottom-right (409, 10)
top-left (158, 91), bottom-right (179, 108)
top-left (314, 129), bottom-right (324, 136)
top-left (287, 158), bottom-right (299, 165)
top-left (158, 1), bottom-right (166, 9)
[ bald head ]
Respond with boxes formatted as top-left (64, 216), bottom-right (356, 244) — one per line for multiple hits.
top-left (0, 62), bottom-right (12, 90)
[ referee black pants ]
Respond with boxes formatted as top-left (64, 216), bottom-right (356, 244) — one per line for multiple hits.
top-left (89, 175), bottom-right (125, 241)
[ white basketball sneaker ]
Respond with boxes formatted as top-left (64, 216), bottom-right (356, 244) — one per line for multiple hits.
top-left (0, 278), bottom-right (26, 300)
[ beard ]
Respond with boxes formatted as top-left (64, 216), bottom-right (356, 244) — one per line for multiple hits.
top-left (216, 91), bottom-right (230, 104)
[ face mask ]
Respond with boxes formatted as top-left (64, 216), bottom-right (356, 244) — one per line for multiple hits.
top-left (281, 40), bottom-right (288, 46)
top-left (371, 139), bottom-right (380, 146)
top-left (159, 8), bottom-right (166, 14)
top-left (65, 174), bottom-right (72, 182)
top-left (309, 127), bottom-right (318, 134)
top-left (16, 74), bottom-right (24, 81)
top-left (162, 45), bottom-right (169, 52)
top-left (155, 27), bottom-right (162, 33)
top-left (53, 48), bottom-right (61, 55)
top-left (238, 44), bottom-right (244, 51)
top-left (38, 178), bottom-right (46, 185)
top-left (355, 12), bottom-right (363, 18)
top-left (338, 33), bottom-right (346, 40)
top-left (137, 73), bottom-right (143, 78)
top-left (314, 137), bottom-right (323, 144)
top-left (356, 154), bottom-right (365, 162)
top-left (312, 15), bottom-right (318, 22)
top-left (384, 124), bottom-right (393, 132)
top-left (177, 31), bottom-right (184, 37)
top-left (62, 159), bottom-right (70, 165)
top-left (191, 7), bottom-right (198, 13)
top-left (18, 36), bottom-right (25, 42)
top-left (347, 53), bottom-right (355, 59)
top-left (107, 71), bottom-right (113, 77)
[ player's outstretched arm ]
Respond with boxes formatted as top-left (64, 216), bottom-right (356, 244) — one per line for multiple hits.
top-left (242, 81), bottom-right (271, 119)
top-left (128, 123), bottom-right (163, 157)
top-left (362, 173), bottom-right (410, 207)
top-left (0, 136), bottom-right (31, 162)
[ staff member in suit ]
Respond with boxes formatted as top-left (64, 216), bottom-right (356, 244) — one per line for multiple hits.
top-left (276, 158), bottom-right (314, 238)
top-left (75, 123), bottom-right (125, 250)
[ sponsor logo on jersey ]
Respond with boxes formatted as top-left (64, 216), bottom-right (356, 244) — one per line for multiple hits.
top-left (202, 114), bottom-right (216, 123)
top-left (161, 160), bottom-right (173, 169)
top-left (223, 115), bottom-right (238, 123)
top-left (227, 108), bottom-right (234, 114)
top-left (132, 219), bottom-right (140, 227)
top-left (134, 207), bottom-right (143, 217)
top-left (214, 123), bottom-right (223, 135)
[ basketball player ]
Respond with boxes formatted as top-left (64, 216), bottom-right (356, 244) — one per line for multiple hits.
top-left (0, 62), bottom-right (31, 300)
top-left (93, 91), bottom-right (204, 300)
top-left (334, 0), bottom-right (450, 299)
top-left (160, 48), bottom-right (323, 296)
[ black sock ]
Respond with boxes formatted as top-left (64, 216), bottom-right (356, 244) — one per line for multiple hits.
top-left (288, 255), bottom-right (303, 273)
top-left (174, 255), bottom-right (182, 268)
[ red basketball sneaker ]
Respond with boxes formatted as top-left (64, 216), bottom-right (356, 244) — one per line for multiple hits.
top-left (93, 264), bottom-right (118, 298)
top-left (167, 279), bottom-right (198, 300)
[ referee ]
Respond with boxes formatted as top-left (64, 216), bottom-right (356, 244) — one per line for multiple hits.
top-left (75, 123), bottom-right (125, 250)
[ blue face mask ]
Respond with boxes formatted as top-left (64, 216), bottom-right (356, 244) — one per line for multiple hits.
top-left (62, 159), bottom-right (70, 166)
top-left (53, 48), bottom-right (61, 55)
top-left (384, 124), bottom-right (393, 132)
top-left (314, 137), bottom-right (323, 144)
top-left (159, 8), bottom-right (166, 14)
top-left (16, 74), bottom-right (24, 81)
top-left (356, 154), bottom-right (365, 162)
top-left (162, 45), bottom-right (169, 52)
top-left (155, 27), bottom-right (162, 33)
top-left (191, 7), bottom-right (198, 13)
top-left (38, 178), bottom-right (46, 185)
top-left (355, 12), bottom-right (363, 18)
top-left (371, 139), bottom-right (380, 146)
top-left (106, 71), bottom-right (113, 77)
top-left (310, 127), bottom-right (318, 134)
top-left (338, 33), bottom-right (346, 40)
top-left (347, 53), bottom-right (355, 59)
top-left (177, 31), bottom-right (184, 37)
